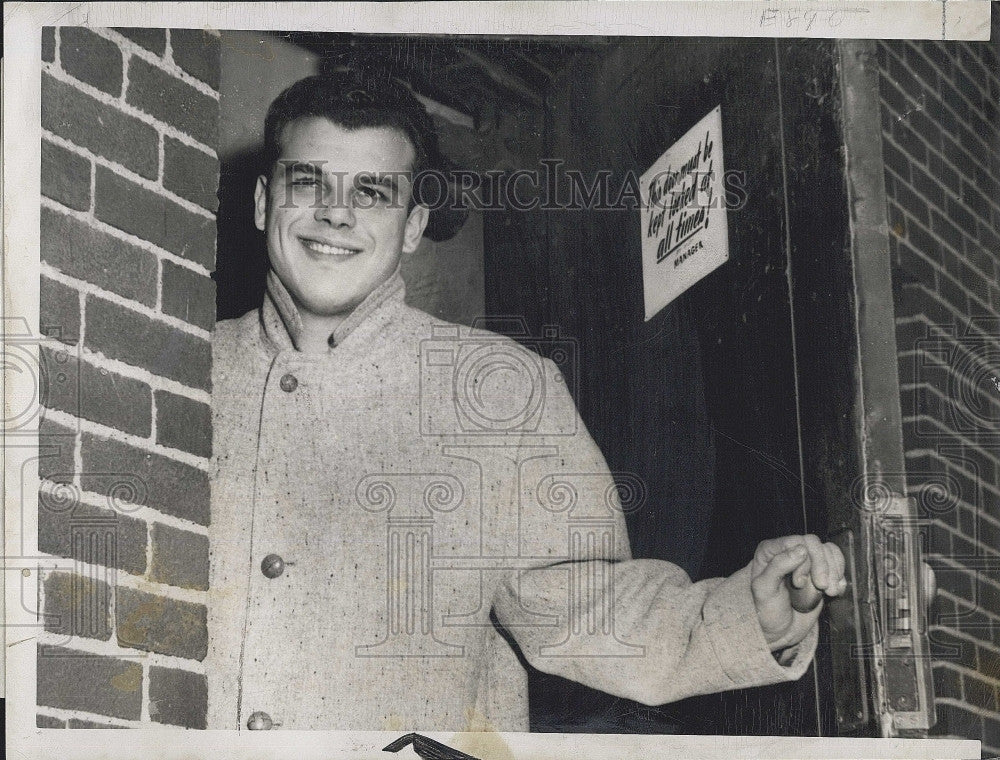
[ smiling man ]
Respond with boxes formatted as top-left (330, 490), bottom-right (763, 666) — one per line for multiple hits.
top-left (208, 73), bottom-right (846, 733)
top-left (254, 114), bottom-right (428, 351)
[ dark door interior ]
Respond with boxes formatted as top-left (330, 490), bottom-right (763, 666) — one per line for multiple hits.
top-left (483, 38), bottom-right (837, 735)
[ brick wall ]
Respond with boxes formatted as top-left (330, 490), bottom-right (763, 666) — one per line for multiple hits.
top-left (36, 27), bottom-right (218, 729)
top-left (877, 23), bottom-right (1000, 755)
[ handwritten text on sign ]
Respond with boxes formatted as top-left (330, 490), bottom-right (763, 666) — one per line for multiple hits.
top-left (640, 106), bottom-right (729, 321)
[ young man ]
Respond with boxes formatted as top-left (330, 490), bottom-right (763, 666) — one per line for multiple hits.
top-left (208, 73), bottom-right (847, 732)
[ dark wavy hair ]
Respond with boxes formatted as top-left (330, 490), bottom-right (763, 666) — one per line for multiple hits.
top-left (262, 72), bottom-right (444, 180)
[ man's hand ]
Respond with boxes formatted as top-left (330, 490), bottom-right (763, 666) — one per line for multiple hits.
top-left (749, 535), bottom-right (847, 652)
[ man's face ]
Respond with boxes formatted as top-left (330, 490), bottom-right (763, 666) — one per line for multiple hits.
top-left (255, 117), bottom-right (429, 320)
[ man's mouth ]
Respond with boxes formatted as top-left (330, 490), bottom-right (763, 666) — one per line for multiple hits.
top-left (301, 238), bottom-right (362, 257)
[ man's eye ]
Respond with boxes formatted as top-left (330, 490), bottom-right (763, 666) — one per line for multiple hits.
top-left (357, 186), bottom-right (389, 202)
top-left (291, 177), bottom-right (320, 187)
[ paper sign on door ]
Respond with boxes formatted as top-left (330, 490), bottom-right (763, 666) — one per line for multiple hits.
top-left (640, 105), bottom-right (729, 321)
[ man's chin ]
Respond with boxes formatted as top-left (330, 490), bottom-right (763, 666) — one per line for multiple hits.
top-left (300, 294), bottom-right (365, 319)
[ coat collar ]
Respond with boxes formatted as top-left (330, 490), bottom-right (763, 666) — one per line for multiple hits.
top-left (260, 265), bottom-right (406, 353)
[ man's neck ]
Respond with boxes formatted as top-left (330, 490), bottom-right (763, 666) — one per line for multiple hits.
top-left (297, 311), bottom-right (347, 353)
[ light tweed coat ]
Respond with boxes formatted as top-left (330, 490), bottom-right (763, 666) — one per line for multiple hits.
top-left (207, 268), bottom-right (817, 731)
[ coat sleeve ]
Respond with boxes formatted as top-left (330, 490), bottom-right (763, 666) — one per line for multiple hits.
top-left (491, 358), bottom-right (818, 707)
top-left (493, 558), bottom-right (817, 706)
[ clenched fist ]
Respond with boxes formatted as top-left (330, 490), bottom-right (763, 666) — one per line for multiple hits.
top-left (750, 534), bottom-right (847, 652)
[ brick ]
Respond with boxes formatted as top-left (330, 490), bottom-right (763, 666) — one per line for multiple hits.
top-left (41, 139), bottom-right (90, 211)
top-left (984, 716), bottom-right (1000, 756)
top-left (964, 108), bottom-right (996, 148)
top-left (81, 432), bottom-right (210, 525)
top-left (155, 389), bottom-right (211, 458)
top-left (932, 664), bottom-right (962, 699)
top-left (911, 163), bottom-right (945, 208)
top-left (149, 522), bottom-right (208, 590)
top-left (37, 714), bottom-right (65, 728)
top-left (113, 28), bottom-right (165, 56)
top-left (160, 260), bottom-right (215, 332)
top-left (961, 182), bottom-right (996, 230)
top-left (880, 76), bottom-right (909, 117)
top-left (39, 344), bottom-right (82, 419)
top-left (894, 180), bottom-right (929, 226)
top-left (894, 240), bottom-right (936, 286)
top-left (38, 498), bottom-right (147, 575)
top-left (904, 43), bottom-right (939, 90)
top-left (126, 58), bottom-right (217, 146)
top-left (169, 29), bottom-right (220, 91)
top-left (901, 384), bottom-right (941, 420)
top-left (930, 701), bottom-right (984, 739)
top-left (973, 166), bottom-right (998, 202)
top-left (68, 718), bottom-right (126, 728)
top-left (937, 272), bottom-right (969, 314)
top-left (940, 76), bottom-right (971, 124)
top-left (932, 565), bottom-right (976, 604)
top-left (955, 259), bottom-right (991, 307)
top-left (51, 351), bottom-right (152, 437)
top-left (43, 571), bottom-right (112, 641)
top-left (149, 666), bottom-right (207, 728)
top-left (983, 96), bottom-right (999, 127)
top-left (907, 108), bottom-right (941, 152)
top-left (37, 645), bottom-right (142, 719)
top-left (887, 119), bottom-right (927, 165)
top-left (163, 136), bottom-right (218, 212)
top-left (41, 73), bottom-right (158, 180)
top-left (931, 209), bottom-right (967, 255)
top-left (40, 276), bottom-right (81, 345)
top-left (942, 134), bottom-right (976, 179)
top-left (954, 67), bottom-right (987, 111)
top-left (888, 51), bottom-right (929, 102)
top-left (896, 320), bottom-right (937, 356)
top-left (929, 150), bottom-right (961, 195)
top-left (41, 208), bottom-right (158, 306)
top-left (42, 27), bottom-right (55, 63)
top-left (948, 192), bottom-right (983, 231)
top-left (115, 587), bottom-right (207, 660)
top-left (888, 200), bottom-right (906, 237)
top-left (978, 221), bottom-right (1000, 257)
top-left (880, 102), bottom-right (893, 135)
top-left (60, 27), bottom-right (123, 97)
top-left (930, 629), bottom-right (980, 669)
top-left (963, 674), bottom-right (999, 711)
top-left (983, 646), bottom-right (1000, 682)
top-left (883, 138), bottom-right (911, 182)
top-left (926, 520), bottom-right (953, 555)
top-left (923, 42), bottom-right (954, 78)
top-left (965, 240), bottom-right (995, 276)
top-left (38, 416), bottom-right (76, 484)
top-left (84, 295), bottom-right (211, 391)
top-left (980, 521), bottom-right (1000, 557)
top-left (923, 96), bottom-right (959, 139)
top-left (954, 444), bottom-right (998, 486)
top-left (94, 167), bottom-right (215, 269)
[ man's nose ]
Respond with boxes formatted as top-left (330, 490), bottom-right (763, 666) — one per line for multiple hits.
top-left (314, 192), bottom-right (356, 227)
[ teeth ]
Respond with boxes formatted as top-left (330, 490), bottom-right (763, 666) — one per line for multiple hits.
top-left (303, 240), bottom-right (358, 256)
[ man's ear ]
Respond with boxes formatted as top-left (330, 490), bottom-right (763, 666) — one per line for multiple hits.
top-left (401, 203), bottom-right (430, 254)
top-left (254, 175), bottom-right (268, 232)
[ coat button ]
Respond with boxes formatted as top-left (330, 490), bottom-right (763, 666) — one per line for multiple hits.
top-left (261, 554), bottom-right (285, 579)
top-left (279, 373), bottom-right (298, 392)
top-left (246, 711), bottom-right (273, 730)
